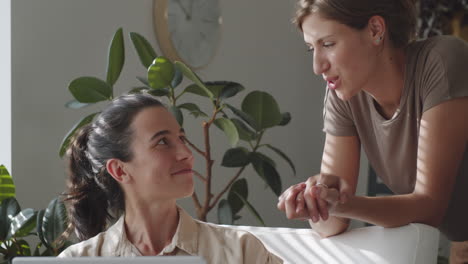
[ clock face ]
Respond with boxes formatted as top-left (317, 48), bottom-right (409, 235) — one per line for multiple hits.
top-left (167, 0), bottom-right (221, 68)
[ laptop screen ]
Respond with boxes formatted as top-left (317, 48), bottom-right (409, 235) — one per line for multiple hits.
top-left (12, 256), bottom-right (206, 264)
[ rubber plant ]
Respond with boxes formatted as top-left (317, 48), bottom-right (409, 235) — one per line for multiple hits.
top-left (60, 28), bottom-right (295, 225)
top-left (0, 165), bottom-right (71, 263)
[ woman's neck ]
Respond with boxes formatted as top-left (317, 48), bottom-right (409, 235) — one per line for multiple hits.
top-left (364, 46), bottom-right (406, 119)
top-left (124, 200), bottom-right (179, 256)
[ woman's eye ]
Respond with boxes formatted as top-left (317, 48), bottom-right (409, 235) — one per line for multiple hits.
top-left (323, 42), bottom-right (334, 48)
top-left (157, 138), bottom-right (168, 145)
top-left (307, 46), bottom-right (314, 52)
top-left (180, 136), bottom-right (187, 144)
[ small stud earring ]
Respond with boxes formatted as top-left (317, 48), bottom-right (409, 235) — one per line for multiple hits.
top-left (375, 36), bottom-right (383, 44)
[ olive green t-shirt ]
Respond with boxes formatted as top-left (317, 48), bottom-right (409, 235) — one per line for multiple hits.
top-left (323, 35), bottom-right (468, 241)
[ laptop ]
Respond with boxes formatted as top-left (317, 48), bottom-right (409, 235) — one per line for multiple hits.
top-left (12, 256), bottom-right (206, 264)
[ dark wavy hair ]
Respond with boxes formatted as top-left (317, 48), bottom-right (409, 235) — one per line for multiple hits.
top-left (65, 93), bottom-right (164, 241)
top-left (293, 0), bottom-right (418, 48)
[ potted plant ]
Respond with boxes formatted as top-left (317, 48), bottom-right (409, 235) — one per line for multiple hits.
top-left (59, 28), bottom-right (295, 225)
top-left (0, 165), bottom-right (71, 263)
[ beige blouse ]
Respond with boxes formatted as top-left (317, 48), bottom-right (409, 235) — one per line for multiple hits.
top-left (59, 207), bottom-right (283, 263)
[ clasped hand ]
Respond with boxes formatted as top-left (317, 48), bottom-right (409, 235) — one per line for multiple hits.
top-left (277, 174), bottom-right (350, 223)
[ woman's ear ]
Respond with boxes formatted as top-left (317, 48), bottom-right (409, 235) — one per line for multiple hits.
top-left (368, 15), bottom-right (386, 45)
top-left (106, 159), bottom-right (132, 183)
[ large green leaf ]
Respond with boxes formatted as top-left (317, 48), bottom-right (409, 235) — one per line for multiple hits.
top-left (136, 76), bottom-right (150, 86)
top-left (0, 166), bottom-right (15, 203)
top-left (183, 84), bottom-right (210, 98)
top-left (174, 61), bottom-right (213, 98)
top-left (0, 198), bottom-right (21, 241)
top-left (227, 179), bottom-right (248, 215)
top-left (214, 118), bottom-right (239, 147)
top-left (178, 103), bottom-right (208, 118)
top-left (171, 67), bottom-right (183, 88)
top-left (192, 81), bottom-right (244, 100)
top-left (221, 147), bottom-right (250, 167)
top-left (249, 151), bottom-right (276, 168)
top-left (64, 100), bottom-right (91, 109)
top-left (250, 152), bottom-right (282, 196)
top-left (265, 144), bottom-right (296, 175)
top-left (225, 104), bottom-right (257, 131)
top-left (169, 106), bottom-right (183, 126)
top-left (217, 199), bottom-right (233, 225)
top-left (106, 28), bottom-right (125, 86)
top-left (59, 112), bottom-right (99, 158)
top-left (42, 198), bottom-right (68, 248)
top-left (68, 77), bottom-right (112, 103)
top-left (129, 32), bottom-right (157, 68)
top-left (219, 82), bottom-right (245, 100)
top-left (231, 118), bottom-right (256, 142)
top-left (278, 112), bottom-right (291, 126)
top-left (205, 81), bottom-right (226, 98)
top-left (147, 88), bottom-right (170, 97)
top-left (147, 56), bottom-right (175, 90)
top-left (8, 209), bottom-right (36, 239)
top-left (36, 209), bottom-right (48, 248)
top-left (233, 192), bottom-right (265, 226)
top-left (241, 91), bottom-right (282, 130)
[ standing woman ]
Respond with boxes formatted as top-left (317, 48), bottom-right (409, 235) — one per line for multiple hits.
top-left (277, 0), bottom-right (468, 262)
top-left (59, 93), bottom-right (282, 263)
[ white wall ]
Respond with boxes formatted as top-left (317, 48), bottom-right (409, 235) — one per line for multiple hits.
top-left (11, 0), bottom-right (368, 228)
top-left (0, 0), bottom-right (11, 171)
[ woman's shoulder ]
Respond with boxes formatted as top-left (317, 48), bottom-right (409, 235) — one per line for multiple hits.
top-left (58, 218), bottom-right (125, 257)
top-left (57, 231), bottom-right (109, 257)
top-left (410, 35), bottom-right (468, 64)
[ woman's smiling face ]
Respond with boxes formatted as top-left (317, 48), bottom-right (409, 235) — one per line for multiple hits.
top-left (122, 106), bottom-right (194, 202)
top-left (302, 13), bottom-right (379, 101)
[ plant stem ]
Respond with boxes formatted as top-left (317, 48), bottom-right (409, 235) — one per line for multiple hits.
top-left (185, 138), bottom-right (206, 157)
top-left (198, 107), bottom-right (221, 221)
top-left (169, 85), bottom-right (176, 105)
top-left (175, 90), bottom-right (186, 101)
top-left (192, 192), bottom-right (202, 213)
top-left (209, 166), bottom-right (246, 210)
top-left (200, 120), bottom-right (214, 221)
top-left (193, 170), bottom-right (207, 182)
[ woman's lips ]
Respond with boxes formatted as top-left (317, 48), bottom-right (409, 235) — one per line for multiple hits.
top-left (172, 169), bottom-right (193, 175)
top-left (327, 78), bottom-right (340, 90)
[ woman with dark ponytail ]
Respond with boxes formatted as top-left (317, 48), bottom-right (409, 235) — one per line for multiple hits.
top-left (59, 93), bottom-right (282, 263)
top-left (277, 0), bottom-right (468, 262)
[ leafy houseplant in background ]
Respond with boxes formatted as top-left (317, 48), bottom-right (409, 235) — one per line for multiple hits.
top-left (60, 28), bottom-right (295, 225)
top-left (0, 165), bottom-right (71, 263)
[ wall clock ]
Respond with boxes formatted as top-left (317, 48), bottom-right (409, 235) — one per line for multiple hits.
top-left (153, 0), bottom-right (222, 69)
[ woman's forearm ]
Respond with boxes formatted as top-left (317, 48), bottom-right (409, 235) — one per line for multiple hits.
top-left (333, 193), bottom-right (444, 228)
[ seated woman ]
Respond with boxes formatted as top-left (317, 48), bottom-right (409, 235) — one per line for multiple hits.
top-left (58, 93), bottom-right (282, 263)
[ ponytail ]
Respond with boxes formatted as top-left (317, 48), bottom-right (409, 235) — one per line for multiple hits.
top-left (65, 125), bottom-right (118, 241)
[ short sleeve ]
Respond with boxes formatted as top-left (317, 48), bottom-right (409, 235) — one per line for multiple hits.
top-left (420, 36), bottom-right (468, 113)
top-left (323, 88), bottom-right (357, 136)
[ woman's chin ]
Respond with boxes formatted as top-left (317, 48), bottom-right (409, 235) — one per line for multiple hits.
top-left (181, 181), bottom-right (195, 198)
top-left (336, 90), bottom-right (355, 101)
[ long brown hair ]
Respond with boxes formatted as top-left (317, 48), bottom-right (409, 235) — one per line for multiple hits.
top-left (293, 0), bottom-right (418, 48)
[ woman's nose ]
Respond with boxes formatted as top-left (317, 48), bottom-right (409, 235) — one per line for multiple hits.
top-left (313, 52), bottom-right (330, 75)
top-left (176, 141), bottom-right (193, 161)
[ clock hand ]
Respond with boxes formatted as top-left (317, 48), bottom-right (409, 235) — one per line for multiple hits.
top-left (189, 0), bottom-right (194, 17)
top-left (174, 0), bottom-right (191, 20)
